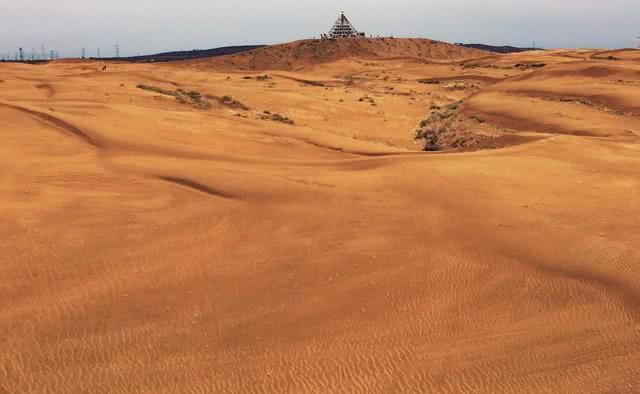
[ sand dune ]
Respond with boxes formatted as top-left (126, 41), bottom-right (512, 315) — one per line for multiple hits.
top-left (1, 40), bottom-right (639, 393)
top-left (184, 38), bottom-right (487, 71)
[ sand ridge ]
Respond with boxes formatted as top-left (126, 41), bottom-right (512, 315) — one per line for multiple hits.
top-left (182, 38), bottom-right (488, 71)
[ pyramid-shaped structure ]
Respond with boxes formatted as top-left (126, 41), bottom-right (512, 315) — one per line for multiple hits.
top-left (327, 12), bottom-right (364, 39)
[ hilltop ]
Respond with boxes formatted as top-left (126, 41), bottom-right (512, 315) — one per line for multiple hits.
top-left (184, 38), bottom-right (488, 71)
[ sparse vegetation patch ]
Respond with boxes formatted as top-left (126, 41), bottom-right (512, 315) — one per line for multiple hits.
top-left (359, 96), bottom-right (375, 104)
top-left (136, 84), bottom-right (176, 96)
top-left (552, 95), bottom-right (637, 117)
top-left (414, 100), bottom-right (499, 151)
top-left (215, 95), bottom-right (249, 110)
top-left (136, 84), bottom-right (212, 109)
top-left (298, 79), bottom-right (325, 87)
top-left (514, 63), bottom-right (546, 70)
top-left (176, 89), bottom-right (211, 109)
top-left (260, 111), bottom-right (294, 125)
top-left (418, 79), bottom-right (441, 84)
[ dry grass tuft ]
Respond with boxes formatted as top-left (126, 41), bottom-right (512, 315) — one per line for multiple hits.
top-left (260, 111), bottom-right (294, 125)
top-left (215, 95), bottom-right (250, 110)
top-left (136, 84), bottom-right (212, 109)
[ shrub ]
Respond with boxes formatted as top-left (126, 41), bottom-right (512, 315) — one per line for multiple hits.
top-left (515, 63), bottom-right (546, 69)
top-left (216, 95), bottom-right (249, 110)
top-left (270, 113), bottom-right (294, 124)
top-left (415, 100), bottom-right (464, 151)
top-left (136, 84), bottom-right (177, 97)
top-left (260, 112), bottom-right (294, 125)
top-left (418, 79), bottom-right (440, 84)
top-left (137, 84), bottom-right (212, 109)
top-left (359, 96), bottom-right (375, 104)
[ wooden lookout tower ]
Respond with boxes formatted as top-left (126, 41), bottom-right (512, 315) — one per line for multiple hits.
top-left (322, 12), bottom-right (366, 39)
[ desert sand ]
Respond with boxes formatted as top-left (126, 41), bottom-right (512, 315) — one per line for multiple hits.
top-left (1, 39), bottom-right (639, 393)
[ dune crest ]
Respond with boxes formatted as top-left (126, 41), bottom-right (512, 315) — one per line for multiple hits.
top-left (183, 38), bottom-right (488, 71)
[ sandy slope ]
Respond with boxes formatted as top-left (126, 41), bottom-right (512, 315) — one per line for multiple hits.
top-left (1, 41), bottom-right (639, 393)
top-left (183, 38), bottom-right (487, 71)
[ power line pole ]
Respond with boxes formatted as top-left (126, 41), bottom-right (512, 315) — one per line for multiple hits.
top-left (115, 43), bottom-right (120, 58)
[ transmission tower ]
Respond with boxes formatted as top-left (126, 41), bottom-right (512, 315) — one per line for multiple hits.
top-left (115, 43), bottom-right (120, 58)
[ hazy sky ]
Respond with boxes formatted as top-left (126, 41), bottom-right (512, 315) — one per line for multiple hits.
top-left (1, 0), bottom-right (639, 58)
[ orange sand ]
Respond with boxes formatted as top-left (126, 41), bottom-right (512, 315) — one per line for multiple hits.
top-left (1, 40), bottom-right (639, 393)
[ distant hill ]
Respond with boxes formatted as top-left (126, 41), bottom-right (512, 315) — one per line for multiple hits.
top-left (92, 40), bottom-right (498, 66)
top-left (456, 43), bottom-right (540, 54)
top-left (95, 45), bottom-right (266, 63)
top-left (184, 38), bottom-right (489, 71)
